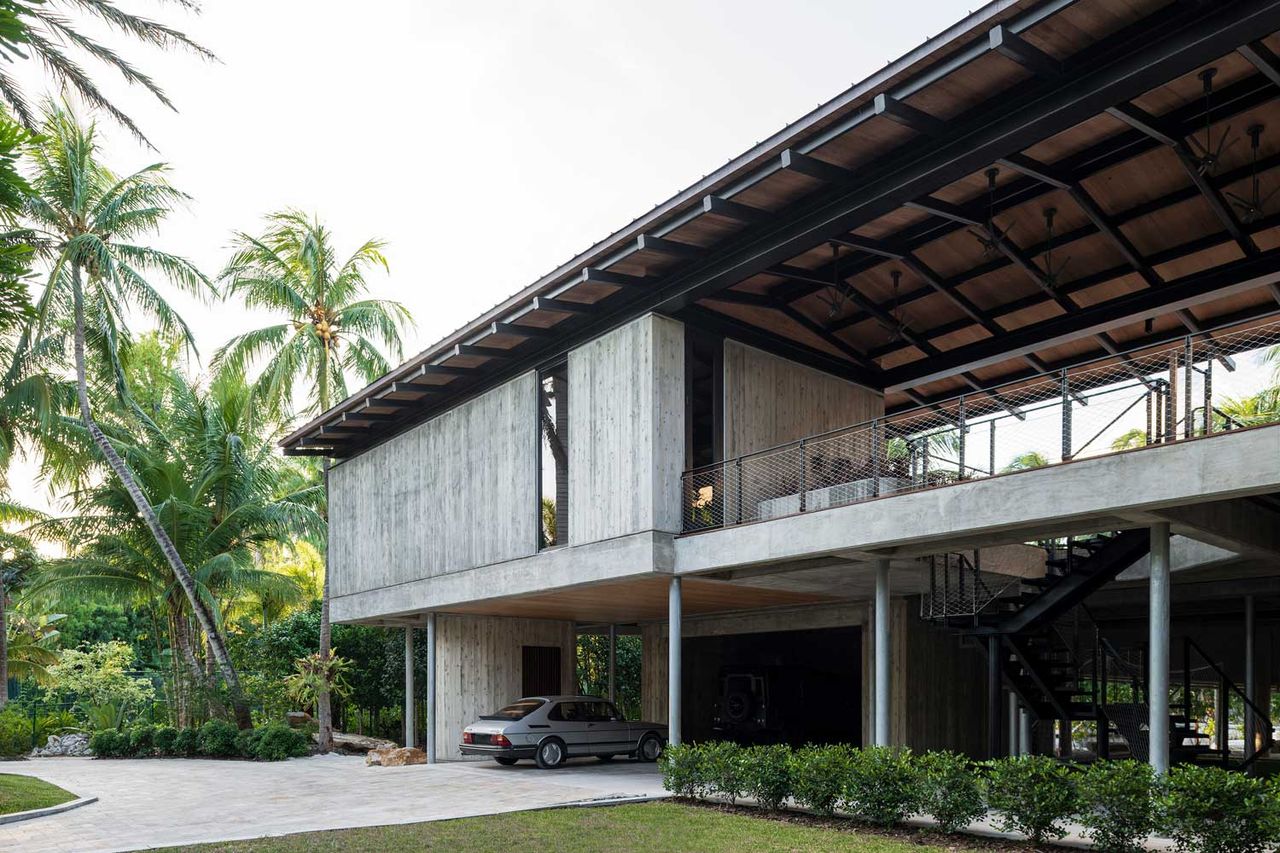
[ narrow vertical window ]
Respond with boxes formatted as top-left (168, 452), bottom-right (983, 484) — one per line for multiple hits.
top-left (539, 361), bottom-right (569, 548)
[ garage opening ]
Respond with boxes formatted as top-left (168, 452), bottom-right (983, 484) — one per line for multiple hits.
top-left (680, 626), bottom-right (861, 746)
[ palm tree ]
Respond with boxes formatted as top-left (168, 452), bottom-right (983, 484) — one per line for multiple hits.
top-left (16, 102), bottom-right (263, 724)
top-left (0, 0), bottom-right (214, 145)
top-left (217, 210), bottom-right (411, 748)
top-left (1110, 428), bottom-right (1147, 451)
top-left (30, 368), bottom-right (322, 724)
top-left (1002, 450), bottom-right (1050, 473)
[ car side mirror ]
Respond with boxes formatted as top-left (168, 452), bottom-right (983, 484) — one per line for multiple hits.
top-left (610, 716), bottom-right (620, 722)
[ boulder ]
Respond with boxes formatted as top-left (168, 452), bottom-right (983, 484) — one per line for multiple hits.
top-left (366, 746), bottom-right (427, 767)
top-left (285, 711), bottom-right (314, 729)
top-left (32, 732), bottom-right (91, 757)
top-left (319, 731), bottom-right (397, 754)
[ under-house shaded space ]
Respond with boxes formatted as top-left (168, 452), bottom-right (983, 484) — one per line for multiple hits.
top-left (679, 627), bottom-right (861, 747)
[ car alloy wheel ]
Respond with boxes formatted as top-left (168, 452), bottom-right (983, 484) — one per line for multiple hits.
top-left (536, 738), bottom-right (565, 769)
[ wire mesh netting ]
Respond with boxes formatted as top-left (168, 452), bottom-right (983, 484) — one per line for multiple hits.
top-left (683, 319), bottom-right (1280, 532)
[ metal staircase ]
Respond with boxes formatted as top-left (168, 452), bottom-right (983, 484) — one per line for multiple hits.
top-left (921, 529), bottom-right (1275, 767)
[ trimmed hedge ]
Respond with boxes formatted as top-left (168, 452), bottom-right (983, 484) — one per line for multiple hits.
top-left (658, 741), bottom-right (1280, 848)
top-left (90, 721), bottom-right (309, 762)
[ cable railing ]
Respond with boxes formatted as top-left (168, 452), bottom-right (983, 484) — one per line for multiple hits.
top-left (682, 318), bottom-right (1280, 533)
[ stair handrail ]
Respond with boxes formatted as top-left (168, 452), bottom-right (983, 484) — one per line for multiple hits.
top-left (1184, 636), bottom-right (1275, 769)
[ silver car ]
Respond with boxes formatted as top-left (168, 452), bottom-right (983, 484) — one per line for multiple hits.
top-left (460, 695), bottom-right (667, 768)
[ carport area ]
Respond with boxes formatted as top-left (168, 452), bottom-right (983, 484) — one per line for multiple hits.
top-left (0, 755), bottom-right (666, 853)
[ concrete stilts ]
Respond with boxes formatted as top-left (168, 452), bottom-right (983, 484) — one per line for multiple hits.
top-left (404, 627), bottom-right (415, 749)
top-left (874, 558), bottom-right (891, 747)
top-left (1149, 523), bottom-right (1171, 775)
top-left (668, 577), bottom-right (682, 746)
top-left (425, 612), bottom-right (437, 764)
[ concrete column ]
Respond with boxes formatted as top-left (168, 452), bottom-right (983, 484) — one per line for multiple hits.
top-left (1149, 522), bottom-right (1171, 775)
top-left (874, 558), bottom-right (891, 747)
top-left (608, 624), bottom-right (617, 705)
top-left (1019, 707), bottom-right (1033, 756)
top-left (1008, 693), bottom-right (1020, 756)
top-left (425, 612), bottom-right (437, 764)
top-left (404, 626), bottom-right (415, 749)
top-left (1245, 595), bottom-right (1256, 758)
top-left (1058, 718), bottom-right (1072, 758)
top-left (668, 577), bottom-right (682, 745)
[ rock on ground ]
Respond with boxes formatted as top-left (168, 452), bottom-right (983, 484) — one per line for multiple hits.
top-left (365, 747), bottom-right (427, 767)
top-left (31, 733), bottom-right (91, 757)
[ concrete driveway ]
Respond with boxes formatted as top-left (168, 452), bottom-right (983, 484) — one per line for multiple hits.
top-left (0, 754), bottom-right (666, 852)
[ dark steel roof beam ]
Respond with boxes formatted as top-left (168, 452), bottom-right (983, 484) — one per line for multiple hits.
top-left (780, 149), bottom-right (857, 183)
top-left (452, 343), bottom-right (516, 359)
top-left (989, 24), bottom-right (1064, 77)
top-left (874, 93), bottom-right (945, 135)
top-left (702, 195), bottom-right (771, 224)
top-left (581, 267), bottom-right (650, 288)
top-left (637, 233), bottom-right (703, 259)
top-left (1238, 40), bottom-right (1280, 87)
top-left (1108, 102), bottom-right (1260, 256)
top-left (491, 321), bottom-right (558, 339)
top-left (532, 296), bottom-right (594, 315)
top-left (882, 247), bottom-right (1280, 389)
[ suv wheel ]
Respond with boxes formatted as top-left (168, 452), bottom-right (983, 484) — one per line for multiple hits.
top-left (535, 737), bottom-right (566, 769)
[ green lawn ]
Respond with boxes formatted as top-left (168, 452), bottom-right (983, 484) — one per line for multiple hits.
top-left (0, 773), bottom-right (76, 816)
top-left (165, 802), bottom-right (961, 853)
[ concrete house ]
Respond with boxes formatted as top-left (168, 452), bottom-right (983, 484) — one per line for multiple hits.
top-left (284, 0), bottom-right (1280, 772)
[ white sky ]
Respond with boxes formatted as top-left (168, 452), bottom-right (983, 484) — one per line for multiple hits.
top-left (7, 0), bottom-right (1278, 519)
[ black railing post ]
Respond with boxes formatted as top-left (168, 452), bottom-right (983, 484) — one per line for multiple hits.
top-left (1164, 364), bottom-right (1176, 443)
top-left (1183, 336), bottom-right (1194, 440)
top-left (797, 440), bottom-right (807, 513)
top-left (1203, 357), bottom-right (1214, 437)
top-left (735, 458), bottom-right (743, 525)
top-left (1061, 370), bottom-right (1072, 462)
top-left (989, 419), bottom-right (997, 478)
top-left (871, 419), bottom-right (882, 497)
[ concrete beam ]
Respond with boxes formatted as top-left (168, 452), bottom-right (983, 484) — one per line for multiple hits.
top-left (1136, 499), bottom-right (1280, 559)
top-left (674, 428), bottom-right (1280, 576)
top-left (333, 529), bottom-right (675, 623)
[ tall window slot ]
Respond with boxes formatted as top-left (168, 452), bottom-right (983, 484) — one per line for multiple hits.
top-left (538, 361), bottom-right (569, 548)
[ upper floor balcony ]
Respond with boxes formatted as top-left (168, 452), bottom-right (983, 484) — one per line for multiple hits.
top-left (681, 318), bottom-right (1280, 534)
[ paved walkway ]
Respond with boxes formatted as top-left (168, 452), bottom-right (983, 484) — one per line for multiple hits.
top-left (0, 754), bottom-right (667, 852)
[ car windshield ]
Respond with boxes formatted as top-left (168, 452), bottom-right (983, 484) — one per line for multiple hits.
top-left (480, 699), bottom-right (546, 721)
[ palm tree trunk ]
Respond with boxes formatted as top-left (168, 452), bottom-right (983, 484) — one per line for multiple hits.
top-left (70, 264), bottom-right (251, 728)
top-left (0, 570), bottom-right (8, 709)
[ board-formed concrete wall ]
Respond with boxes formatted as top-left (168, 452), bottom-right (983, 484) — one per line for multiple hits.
top-left (569, 314), bottom-right (685, 543)
top-left (723, 340), bottom-right (883, 459)
top-left (434, 614), bottom-right (576, 760)
top-left (328, 372), bottom-right (538, 597)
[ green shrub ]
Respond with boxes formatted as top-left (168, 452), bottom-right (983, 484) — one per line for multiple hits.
top-left (984, 755), bottom-right (1078, 845)
top-left (198, 719), bottom-right (239, 757)
top-left (89, 728), bottom-right (129, 758)
top-left (699, 741), bottom-right (747, 804)
top-left (1076, 760), bottom-right (1153, 853)
top-left (742, 744), bottom-right (792, 810)
top-left (152, 725), bottom-right (178, 754)
top-left (1160, 764), bottom-right (1279, 853)
top-left (127, 723), bottom-right (157, 756)
top-left (0, 707), bottom-right (32, 756)
top-left (843, 746), bottom-right (920, 826)
top-left (251, 724), bottom-right (309, 761)
top-left (234, 726), bottom-right (262, 758)
top-left (918, 750), bottom-right (984, 833)
top-left (790, 744), bottom-right (854, 816)
top-left (659, 743), bottom-right (704, 797)
top-left (173, 728), bottom-right (199, 756)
